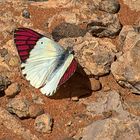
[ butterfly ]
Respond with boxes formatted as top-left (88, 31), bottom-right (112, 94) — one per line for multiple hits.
top-left (14, 28), bottom-right (77, 96)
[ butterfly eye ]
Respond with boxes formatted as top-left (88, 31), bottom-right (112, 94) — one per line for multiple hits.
top-left (41, 42), bottom-right (43, 44)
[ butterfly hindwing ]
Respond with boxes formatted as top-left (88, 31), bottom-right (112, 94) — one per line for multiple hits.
top-left (58, 59), bottom-right (77, 86)
top-left (40, 54), bottom-right (75, 96)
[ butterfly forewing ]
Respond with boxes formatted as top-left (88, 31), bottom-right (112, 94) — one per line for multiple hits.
top-left (14, 28), bottom-right (43, 62)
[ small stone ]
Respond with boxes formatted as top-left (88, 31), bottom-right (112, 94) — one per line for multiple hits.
top-left (0, 48), bottom-right (8, 57)
top-left (71, 96), bottom-right (79, 102)
top-left (90, 78), bottom-right (101, 91)
top-left (6, 97), bottom-right (31, 118)
top-left (65, 121), bottom-right (72, 127)
top-left (0, 75), bottom-right (11, 91)
top-left (52, 22), bottom-right (87, 41)
top-left (34, 114), bottom-right (53, 133)
top-left (8, 56), bottom-right (19, 67)
top-left (99, 0), bottom-right (120, 14)
top-left (5, 83), bottom-right (20, 97)
top-left (29, 104), bottom-right (44, 118)
top-left (22, 9), bottom-right (30, 19)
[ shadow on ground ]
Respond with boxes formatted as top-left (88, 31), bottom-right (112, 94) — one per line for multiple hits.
top-left (49, 65), bottom-right (92, 99)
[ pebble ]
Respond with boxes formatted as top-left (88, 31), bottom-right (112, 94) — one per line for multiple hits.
top-left (0, 48), bottom-right (8, 57)
top-left (65, 121), bottom-right (72, 127)
top-left (89, 78), bottom-right (101, 91)
top-left (71, 96), bottom-right (79, 102)
top-left (0, 75), bottom-right (11, 91)
top-left (5, 83), bottom-right (20, 97)
top-left (22, 9), bottom-right (30, 19)
top-left (34, 114), bottom-right (53, 133)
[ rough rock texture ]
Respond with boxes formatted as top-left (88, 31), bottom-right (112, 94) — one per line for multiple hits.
top-left (59, 34), bottom-right (117, 76)
top-left (62, 137), bottom-right (76, 140)
top-left (79, 90), bottom-right (140, 140)
top-left (5, 83), bottom-right (20, 97)
top-left (29, 104), bottom-right (44, 118)
top-left (46, 0), bottom-right (121, 38)
top-left (34, 114), bottom-right (53, 133)
top-left (123, 0), bottom-right (140, 11)
top-left (86, 91), bottom-right (130, 119)
top-left (7, 97), bottom-right (31, 118)
top-left (123, 94), bottom-right (140, 116)
top-left (81, 118), bottom-right (140, 140)
top-left (0, 107), bottom-right (42, 140)
top-left (0, 75), bottom-right (11, 91)
top-left (0, 0), bottom-right (139, 140)
top-left (111, 26), bottom-right (140, 94)
top-left (7, 97), bottom-right (44, 118)
top-left (52, 22), bottom-right (87, 41)
top-left (99, 0), bottom-right (120, 14)
top-left (87, 13), bottom-right (122, 38)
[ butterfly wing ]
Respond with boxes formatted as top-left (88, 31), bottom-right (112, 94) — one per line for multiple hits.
top-left (14, 28), bottom-right (43, 62)
top-left (14, 28), bottom-right (64, 89)
top-left (40, 55), bottom-right (77, 96)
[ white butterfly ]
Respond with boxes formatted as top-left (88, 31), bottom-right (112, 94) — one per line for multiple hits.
top-left (14, 28), bottom-right (77, 96)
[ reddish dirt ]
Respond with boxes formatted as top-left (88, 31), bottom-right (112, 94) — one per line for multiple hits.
top-left (0, 0), bottom-right (140, 140)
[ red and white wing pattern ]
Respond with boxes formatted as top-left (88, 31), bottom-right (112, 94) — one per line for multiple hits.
top-left (58, 59), bottom-right (77, 86)
top-left (14, 28), bottom-right (77, 96)
top-left (14, 28), bottom-right (43, 62)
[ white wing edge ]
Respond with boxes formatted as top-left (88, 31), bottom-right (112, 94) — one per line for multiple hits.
top-left (40, 54), bottom-right (74, 96)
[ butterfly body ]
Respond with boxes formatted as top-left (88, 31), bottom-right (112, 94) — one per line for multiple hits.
top-left (14, 28), bottom-right (77, 96)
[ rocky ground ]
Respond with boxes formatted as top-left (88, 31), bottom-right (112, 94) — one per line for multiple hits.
top-left (0, 0), bottom-right (140, 140)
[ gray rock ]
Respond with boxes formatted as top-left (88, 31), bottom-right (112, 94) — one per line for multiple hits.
top-left (86, 91), bottom-right (130, 119)
top-left (52, 22), bottom-right (87, 41)
top-left (0, 75), bottom-right (11, 91)
top-left (7, 97), bottom-right (44, 118)
top-left (81, 118), bottom-right (140, 140)
top-left (7, 97), bottom-right (31, 118)
top-left (99, 0), bottom-right (120, 14)
top-left (111, 25), bottom-right (140, 94)
top-left (34, 114), bottom-right (53, 133)
top-left (0, 48), bottom-right (8, 57)
top-left (22, 9), bottom-right (30, 19)
top-left (87, 13), bottom-right (122, 38)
